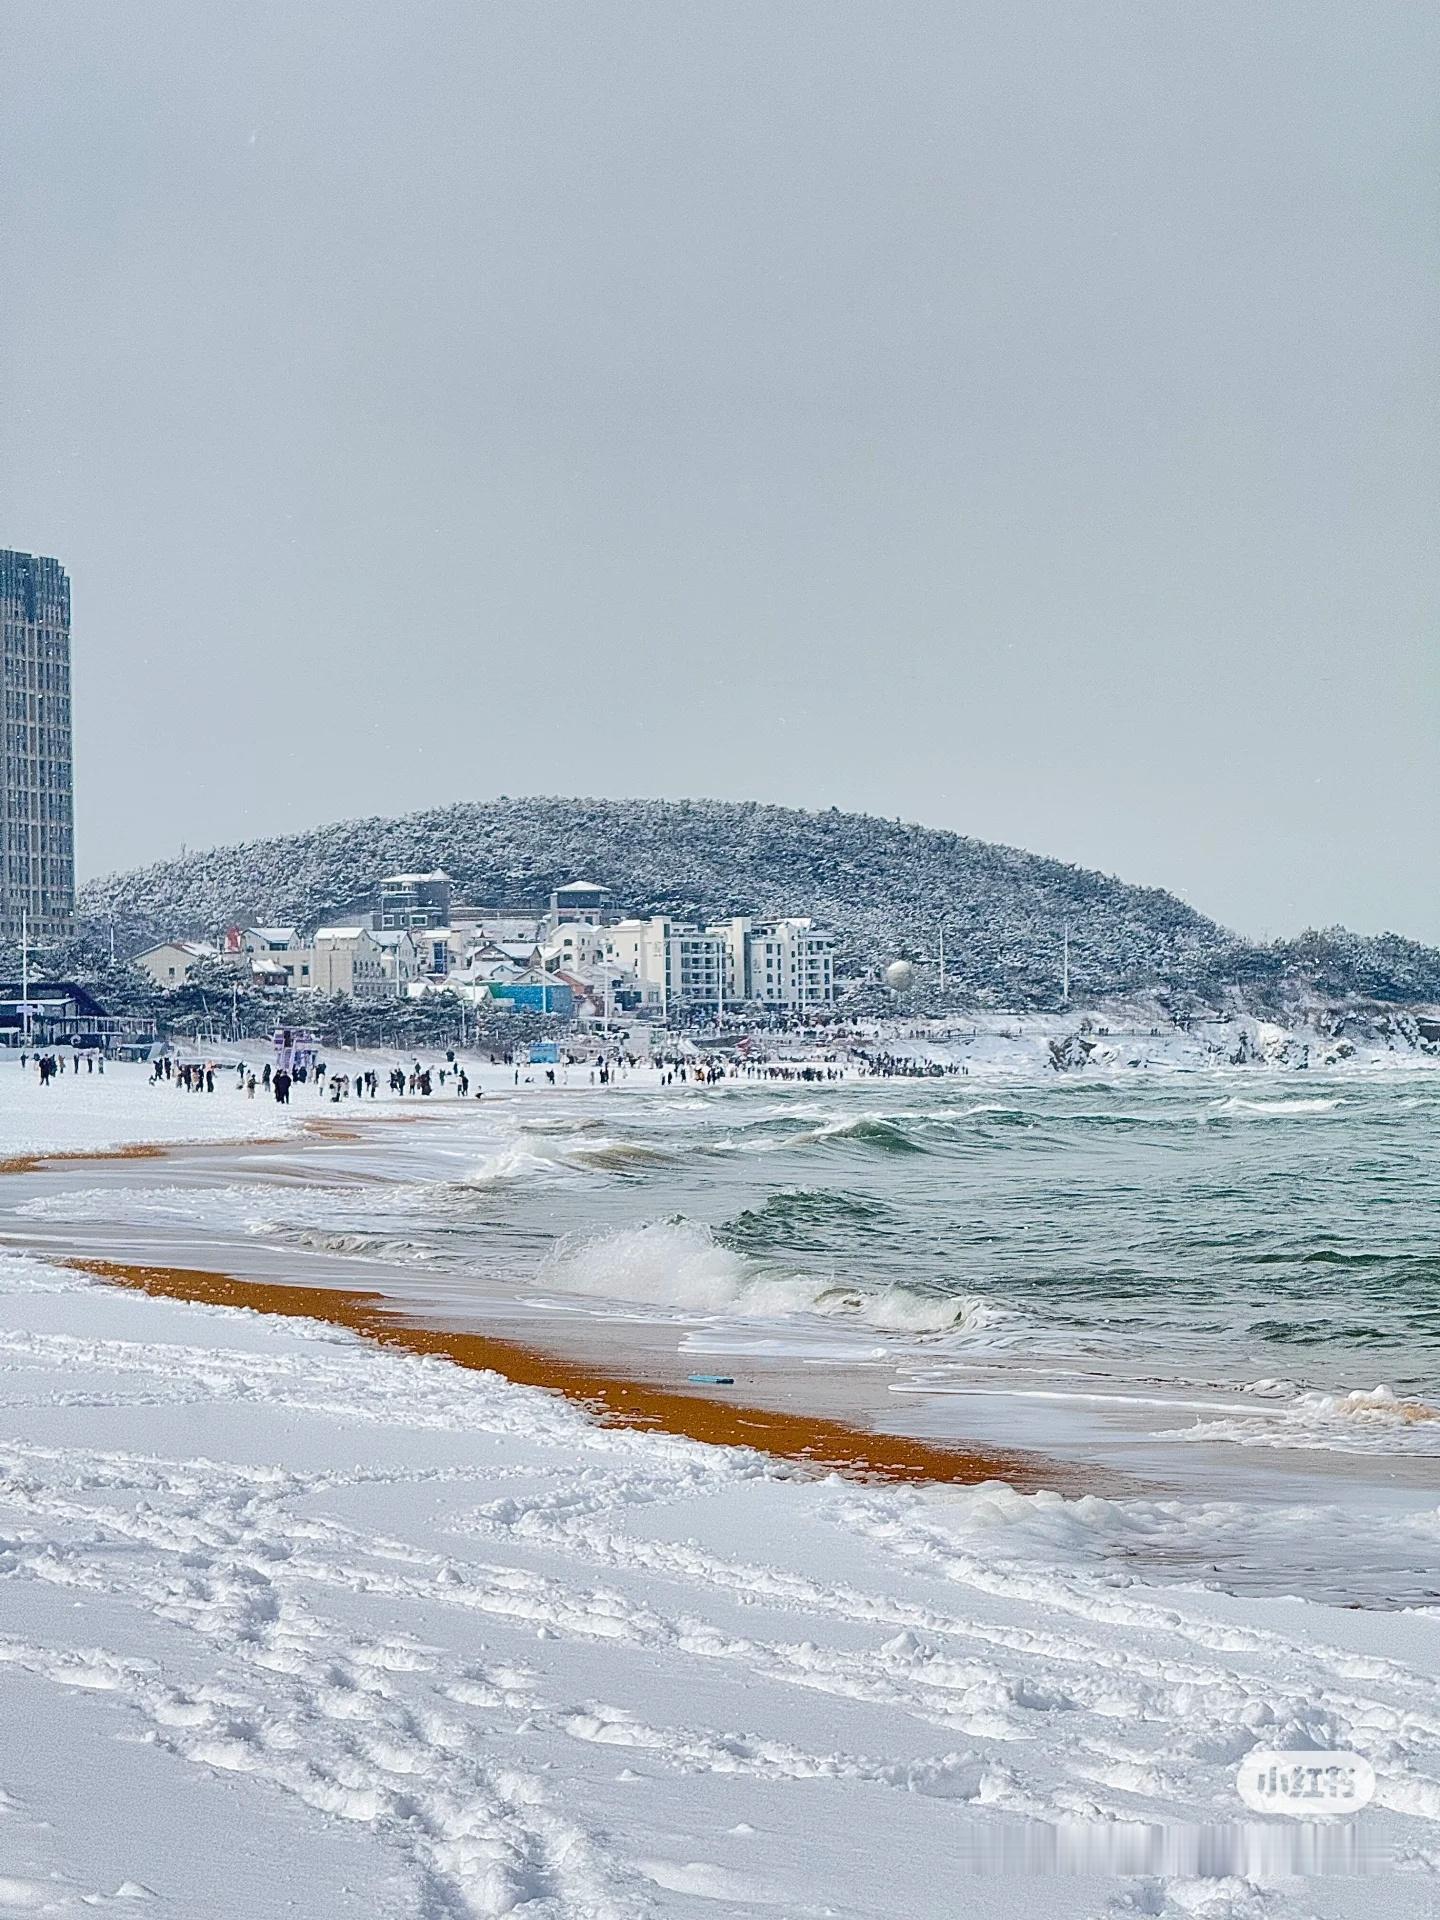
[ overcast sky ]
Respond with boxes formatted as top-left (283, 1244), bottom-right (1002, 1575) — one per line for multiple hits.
top-left (2, 2), bottom-right (1435, 940)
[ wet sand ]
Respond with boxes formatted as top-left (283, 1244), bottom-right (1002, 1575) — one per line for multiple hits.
top-left (0, 1140), bottom-right (172, 1176)
top-left (66, 1254), bottom-right (1086, 1492)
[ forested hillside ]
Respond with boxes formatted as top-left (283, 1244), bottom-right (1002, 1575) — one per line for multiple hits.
top-left (78, 797), bottom-right (1440, 1009)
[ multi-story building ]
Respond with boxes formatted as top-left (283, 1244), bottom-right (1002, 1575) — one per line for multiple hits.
top-left (603, 917), bottom-right (731, 1013)
top-left (1, 549), bottom-right (75, 942)
top-left (593, 913), bottom-right (836, 1012)
top-left (377, 870), bottom-right (452, 931)
top-left (548, 880), bottom-right (609, 927)
top-left (741, 918), bottom-right (836, 1009)
top-left (307, 927), bottom-right (393, 1000)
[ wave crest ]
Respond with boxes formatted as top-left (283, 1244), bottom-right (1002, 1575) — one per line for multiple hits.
top-left (539, 1221), bottom-right (1002, 1337)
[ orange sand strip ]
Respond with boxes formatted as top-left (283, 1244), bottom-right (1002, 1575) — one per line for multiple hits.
top-left (0, 1142), bottom-right (172, 1176)
top-left (67, 1256), bottom-right (1080, 1491)
top-left (0, 1117), bottom-right (382, 1177)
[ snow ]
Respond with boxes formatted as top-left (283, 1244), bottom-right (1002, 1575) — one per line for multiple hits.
top-left (0, 1061), bottom-right (309, 1161)
top-left (3, 1252), bottom-right (1440, 1916)
top-left (76, 794), bottom-right (1440, 1006)
top-left (4, 1057), bottom-right (1440, 1911)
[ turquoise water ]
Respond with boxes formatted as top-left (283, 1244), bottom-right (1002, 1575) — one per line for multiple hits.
top-left (14, 1068), bottom-right (1440, 1448)
top-left (432, 1073), bottom-right (1440, 1402)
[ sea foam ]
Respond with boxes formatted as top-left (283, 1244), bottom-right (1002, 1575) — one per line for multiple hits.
top-left (540, 1220), bottom-right (1000, 1336)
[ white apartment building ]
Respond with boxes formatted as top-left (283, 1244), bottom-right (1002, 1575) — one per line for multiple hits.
top-left (741, 918), bottom-right (836, 1009)
top-left (601, 918), bottom-right (729, 1013)
top-left (593, 915), bottom-right (836, 1012)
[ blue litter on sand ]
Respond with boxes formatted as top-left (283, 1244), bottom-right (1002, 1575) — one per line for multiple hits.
top-left (687, 1373), bottom-right (735, 1386)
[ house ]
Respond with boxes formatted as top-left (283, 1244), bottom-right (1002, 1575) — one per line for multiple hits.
top-left (132, 940), bottom-right (218, 988)
top-left (454, 908), bottom-right (547, 945)
top-left (371, 928), bottom-right (422, 993)
top-left (547, 881), bottom-right (609, 928)
top-left (377, 871), bottom-right (453, 931)
top-left (242, 926), bottom-right (301, 954)
top-left (309, 928), bottom-right (392, 1000)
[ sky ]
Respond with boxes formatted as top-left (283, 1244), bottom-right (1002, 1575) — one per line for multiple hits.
top-left (1, 3), bottom-right (1436, 942)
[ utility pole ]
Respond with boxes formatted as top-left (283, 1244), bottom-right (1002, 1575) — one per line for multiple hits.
top-left (1061, 921), bottom-right (1070, 1006)
top-left (938, 925), bottom-right (946, 992)
top-left (21, 906), bottom-right (30, 1052)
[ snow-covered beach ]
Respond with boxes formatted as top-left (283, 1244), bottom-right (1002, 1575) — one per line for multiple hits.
top-left (7, 1250), bottom-right (1440, 1918)
top-left (3, 1056), bottom-right (1440, 1915)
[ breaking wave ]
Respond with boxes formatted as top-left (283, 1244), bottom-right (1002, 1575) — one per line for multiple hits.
top-left (459, 1144), bottom-right (575, 1186)
top-left (796, 1115), bottom-right (929, 1153)
top-left (458, 1135), bottom-right (672, 1185)
top-left (539, 1221), bottom-right (1006, 1337)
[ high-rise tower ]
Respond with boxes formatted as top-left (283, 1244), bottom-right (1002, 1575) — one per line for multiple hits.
top-left (0, 550), bottom-right (75, 942)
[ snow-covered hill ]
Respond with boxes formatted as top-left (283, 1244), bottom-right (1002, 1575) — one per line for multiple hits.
top-left (78, 796), bottom-right (1440, 1009)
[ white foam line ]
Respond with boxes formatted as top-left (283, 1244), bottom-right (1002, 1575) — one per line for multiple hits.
top-left (887, 1382), bottom-right (1259, 1415)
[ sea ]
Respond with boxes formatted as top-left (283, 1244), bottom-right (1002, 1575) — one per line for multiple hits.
top-left (10, 1065), bottom-right (1440, 1605)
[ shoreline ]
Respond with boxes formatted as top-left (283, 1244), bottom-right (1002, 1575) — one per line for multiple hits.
top-left (65, 1253), bottom-right (1087, 1491)
top-left (4, 1062), bottom-right (1436, 1524)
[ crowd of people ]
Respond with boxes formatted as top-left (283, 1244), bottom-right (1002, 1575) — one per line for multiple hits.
top-left (24, 1038), bottom-right (955, 1101)
top-left (23, 1050), bottom-right (106, 1084)
top-left (855, 1052), bottom-right (972, 1078)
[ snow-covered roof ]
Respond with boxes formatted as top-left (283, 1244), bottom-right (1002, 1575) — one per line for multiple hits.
top-left (314, 927), bottom-right (372, 942)
top-left (554, 880), bottom-right (608, 894)
top-left (137, 940), bottom-right (215, 960)
top-left (380, 871), bottom-right (451, 886)
top-left (248, 925), bottom-right (298, 943)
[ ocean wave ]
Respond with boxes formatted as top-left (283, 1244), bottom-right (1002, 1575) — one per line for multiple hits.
top-left (1212, 1096), bottom-right (1346, 1118)
top-left (795, 1115), bottom-right (930, 1153)
top-left (459, 1144), bottom-right (575, 1186)
top-left (562, 1138), bottom-right (674, 1171)
top-left (538, 1220), bottom-right (1004, 1337)
top-left (456, 1133), bottom-right (672, 1184)
top-left (267, 1226), bottom-right (441, 1262)
top-left (722, 1187), bottom-right (892, 1242)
